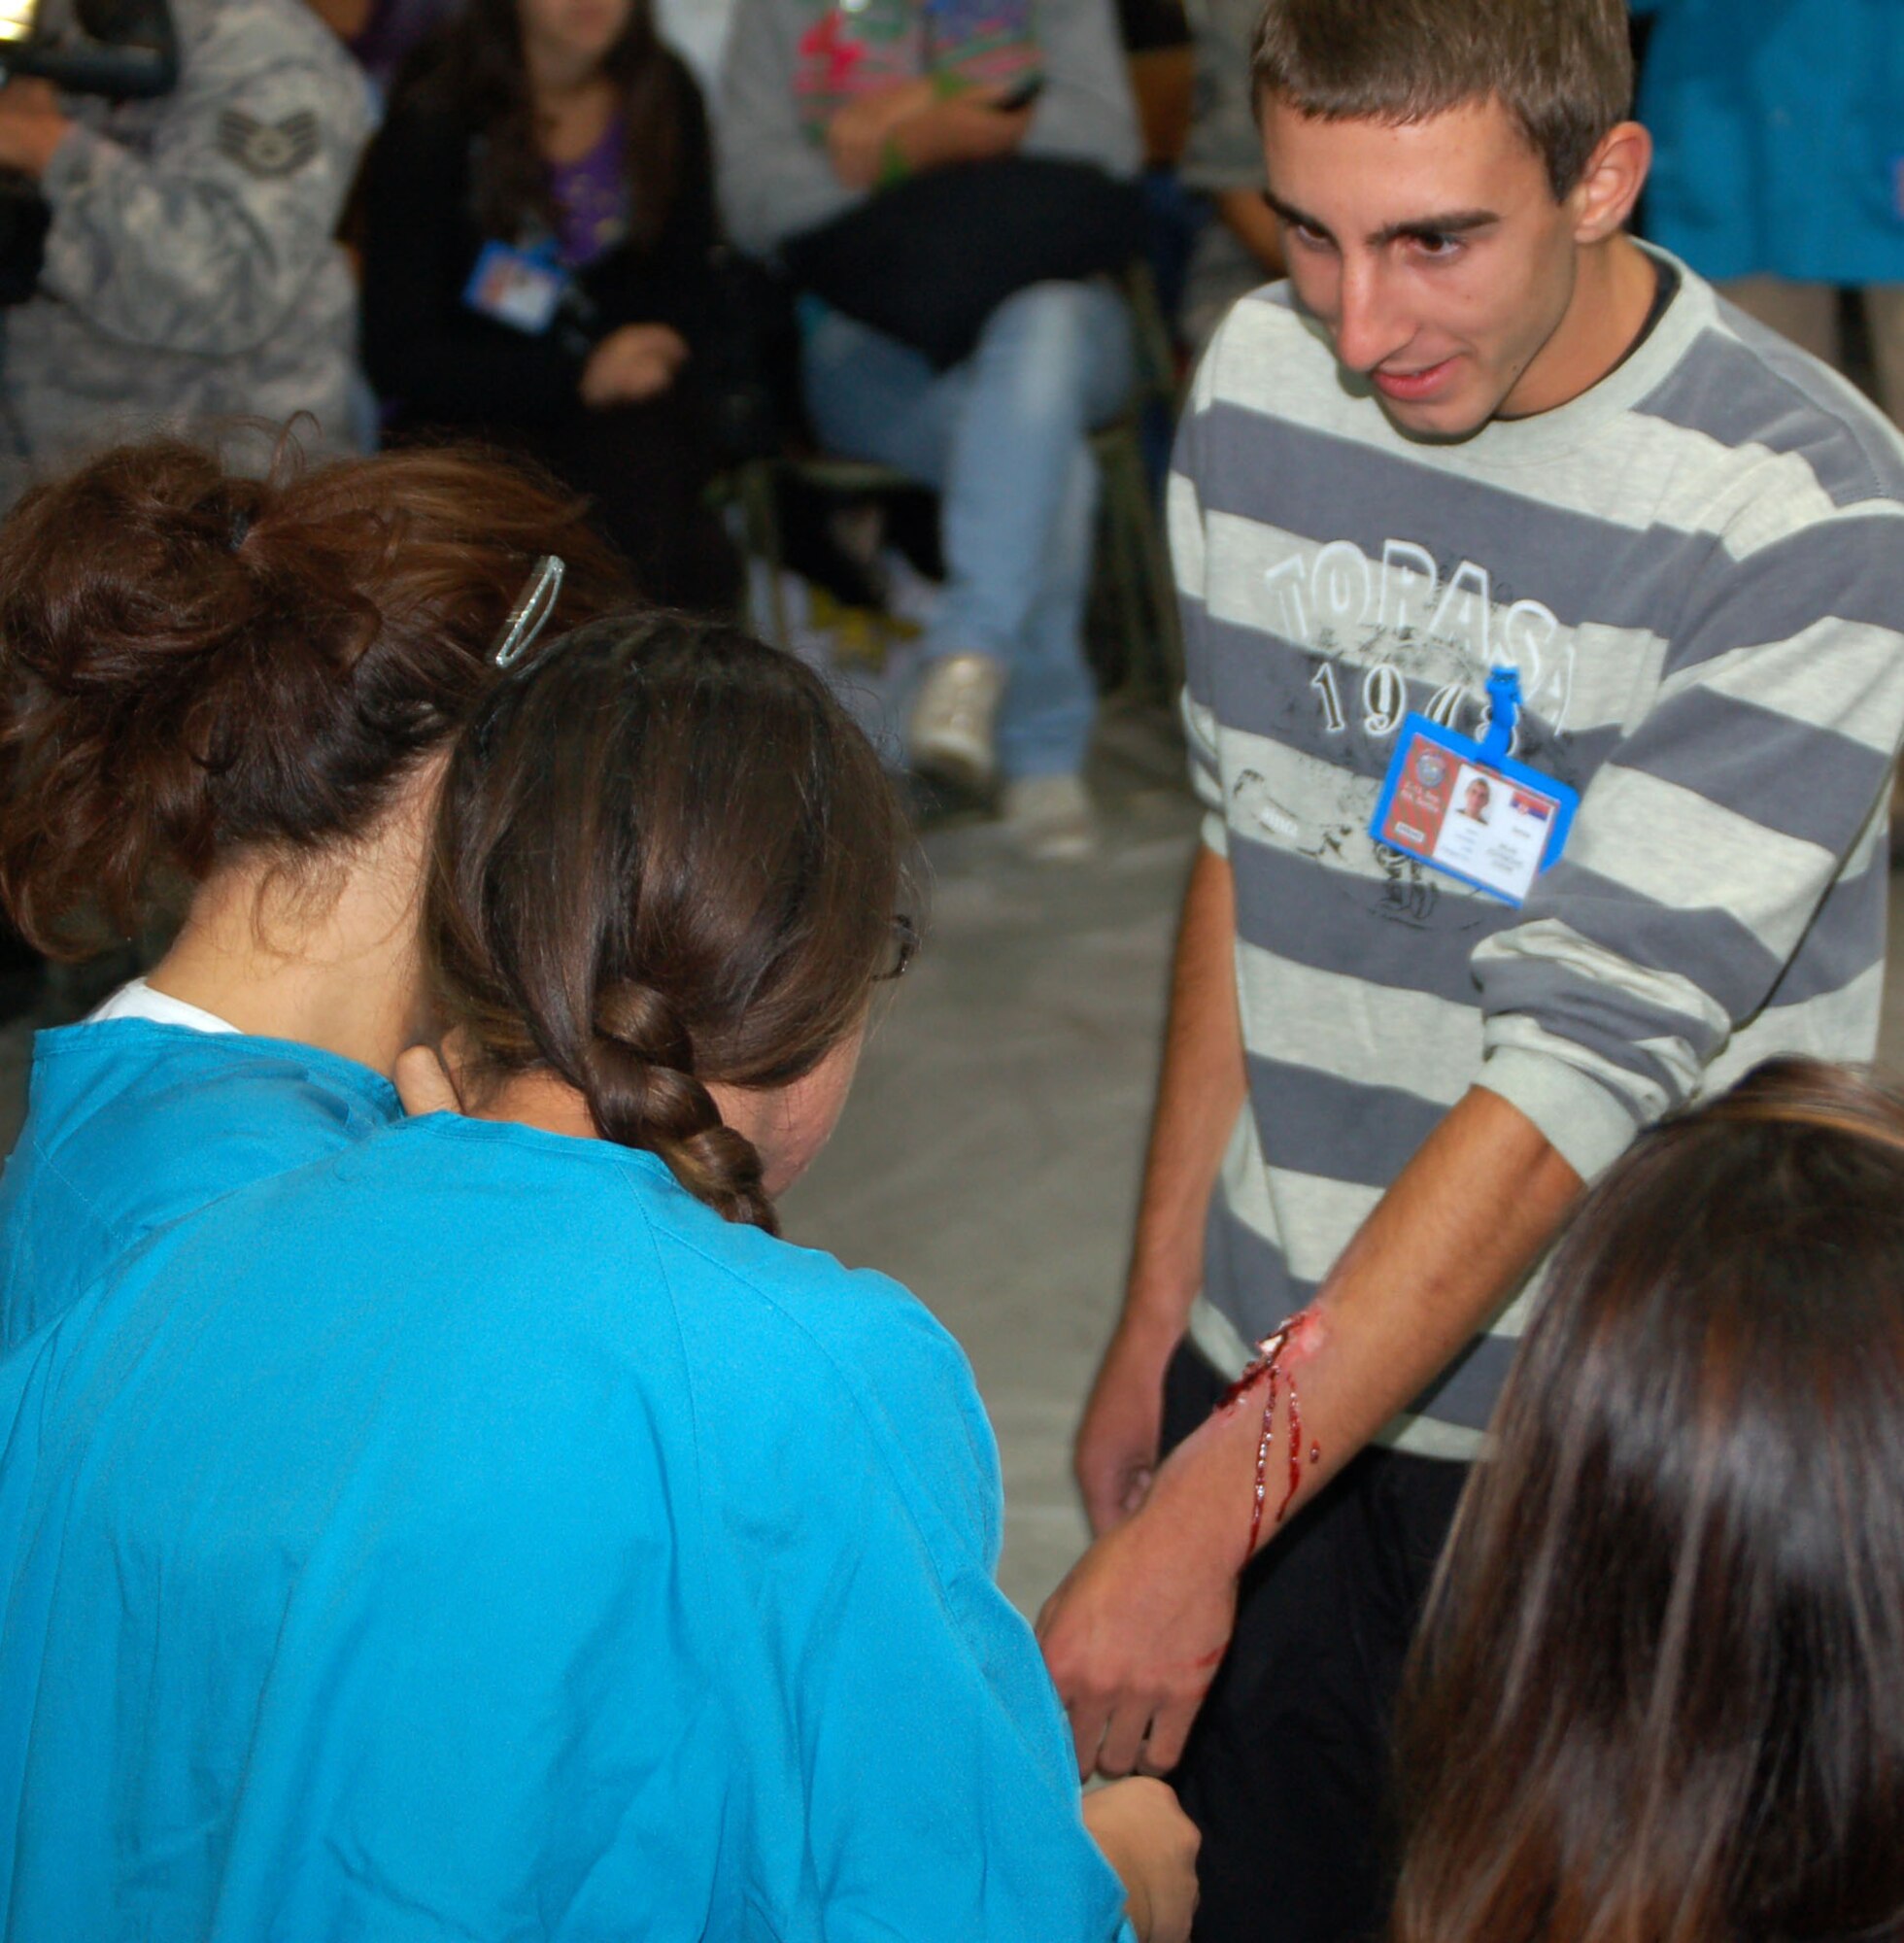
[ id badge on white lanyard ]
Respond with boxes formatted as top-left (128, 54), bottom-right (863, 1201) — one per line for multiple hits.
top-left (1369, 667), bottom-right (1579, 906)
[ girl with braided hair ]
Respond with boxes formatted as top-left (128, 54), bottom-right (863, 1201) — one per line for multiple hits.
top-left (0, 435), bottom-right (630, 1351)
top-left (1393, 1057), bottom-right (1904, 1943)
top-left (0, 610), bottom-right (1200, 1941)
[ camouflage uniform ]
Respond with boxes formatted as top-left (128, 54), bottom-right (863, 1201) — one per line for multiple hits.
top-left (0, 0), bottom-right (370, 496)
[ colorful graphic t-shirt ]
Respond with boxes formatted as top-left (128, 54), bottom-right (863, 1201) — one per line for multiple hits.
top-left (793, 0), bottom-right (1039, 139)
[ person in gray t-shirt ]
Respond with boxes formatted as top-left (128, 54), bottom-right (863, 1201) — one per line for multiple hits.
top-left (717, 0), bottom-right (1141, 860)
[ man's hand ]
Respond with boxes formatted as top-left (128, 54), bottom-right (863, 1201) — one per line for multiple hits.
top-left (580, 323), bottom-right (689, 408)
top-left (1081, 1777), bottom-right (1201, 1943)
top-left (824, 78), bottom-right (935, 188)
top-left (1038, 1465), bottom-right (1240, 1780)
top-left (1073, 1309), bottom-right (1177, 1534)
top-left (907, 90), bottom-right (1033, 169)
top-left (0, 79), bottom-right (72, 181)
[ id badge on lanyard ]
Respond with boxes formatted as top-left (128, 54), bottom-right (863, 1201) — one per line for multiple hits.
top-left (462, 239), bottom-right (571, 335)
top-left (1369, 667), bottom-right (1579, 906)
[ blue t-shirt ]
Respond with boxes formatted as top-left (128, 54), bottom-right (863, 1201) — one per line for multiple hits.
top-left (0, 1019), bottom-right (400, 1352)
top-left (0, 1114), bottom-right (1131, 1942)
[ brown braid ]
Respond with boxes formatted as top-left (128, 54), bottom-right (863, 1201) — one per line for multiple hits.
top-left (581, 984), bottom-right (773, 1232)
top-left (425, 611), bottom-right (911, 1231)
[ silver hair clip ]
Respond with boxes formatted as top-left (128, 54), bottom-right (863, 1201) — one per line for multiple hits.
top-left (492, 554), bottom-right (566, 668)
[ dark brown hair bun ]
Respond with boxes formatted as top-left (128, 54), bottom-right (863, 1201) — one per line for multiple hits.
top-left (0, 436), bottom-right (631, 957)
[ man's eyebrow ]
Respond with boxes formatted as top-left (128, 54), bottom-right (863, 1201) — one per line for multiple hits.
top-left (1263, 190), bottom-right (1328, 235)
top-left (1373, 208), bottom-right (1499, 245)
top-left (1262, 192), bottom-right (1500, 246)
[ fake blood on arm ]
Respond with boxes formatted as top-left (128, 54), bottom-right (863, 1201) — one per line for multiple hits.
top-left (1215, 1311), bottom-right (1322, 1565)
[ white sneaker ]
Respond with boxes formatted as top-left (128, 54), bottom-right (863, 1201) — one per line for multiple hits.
top-left (1003, 772), bottom-right (1099, 863)
top-left (908, 652), bottom-right (1007, 790)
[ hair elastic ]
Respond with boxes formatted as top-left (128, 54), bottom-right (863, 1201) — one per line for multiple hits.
top-left (492, 554), bottom-right (565, 668)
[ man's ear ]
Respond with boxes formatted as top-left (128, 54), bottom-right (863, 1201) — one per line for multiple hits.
top-left (1569, 119), bottom-right (1651, 245)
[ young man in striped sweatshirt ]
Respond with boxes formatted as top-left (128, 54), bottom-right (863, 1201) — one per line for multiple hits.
top-left (1037, 3), bottom-right (1904, 1937)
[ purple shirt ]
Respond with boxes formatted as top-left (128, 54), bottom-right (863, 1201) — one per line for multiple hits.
top-left (549, 116), bottom-right (630, 269)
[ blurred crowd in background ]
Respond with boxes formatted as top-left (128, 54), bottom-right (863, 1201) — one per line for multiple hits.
top-left (0, 0), bottom-right (1895, 946)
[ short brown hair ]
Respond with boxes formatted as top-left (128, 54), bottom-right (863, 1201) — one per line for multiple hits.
top-left (426, 612), bottom-right (913, 1235)
top-left (0, 437), bottom-right (630, 958)
top-left (1251, 0), bottom-right (1633, 199)
top-left (1394, 1058), bottom-right (1904, 1943)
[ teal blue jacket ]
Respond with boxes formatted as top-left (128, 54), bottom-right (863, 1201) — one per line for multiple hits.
top-left (0, 1019), bottom-right (399, 1351)
top-left (0, 1115), bottom-right (1132, 1941)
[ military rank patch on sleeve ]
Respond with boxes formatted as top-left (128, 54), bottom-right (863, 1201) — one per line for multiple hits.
top-left (217, 110), bottom-right (322, 178)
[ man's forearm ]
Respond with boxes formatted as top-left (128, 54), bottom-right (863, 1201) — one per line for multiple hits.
top-left (1123, 845), bottom-right (1246, 1338)
top-left (1041, 1079), bottom-right (1583, 1775)
top-left (1146, 1083), bottom-right (1581, 1558)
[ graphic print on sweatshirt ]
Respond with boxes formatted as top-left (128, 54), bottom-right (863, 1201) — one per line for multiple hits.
top-left (1224, 529), bottom-right (1580, 933)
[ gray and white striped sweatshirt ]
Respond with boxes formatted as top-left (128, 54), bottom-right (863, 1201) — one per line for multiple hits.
top-left (1172, 254), bottom-right (1904, 1458)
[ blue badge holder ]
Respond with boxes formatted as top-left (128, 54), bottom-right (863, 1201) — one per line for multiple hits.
top-left (1367, 666), bottom-right (1580, 906)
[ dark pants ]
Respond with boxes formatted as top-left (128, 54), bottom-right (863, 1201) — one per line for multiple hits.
top-left (1160, 1343), bottom-right (1469, 1943)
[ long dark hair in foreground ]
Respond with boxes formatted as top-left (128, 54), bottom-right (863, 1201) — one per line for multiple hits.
top-left (426, 612), bottom-right (910, 1236)
top-left (1395, 1058), bottom-right (1904, 1943)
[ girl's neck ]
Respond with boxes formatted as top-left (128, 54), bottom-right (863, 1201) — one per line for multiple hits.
top-left (527, 58), bottom-right (617, 164)
top-left (525, 31), bottom-right (613, 105)
top-left (143, 778), bottom-right (438, 1077)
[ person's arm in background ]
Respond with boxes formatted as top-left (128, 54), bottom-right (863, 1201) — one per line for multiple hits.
top-left (1039, 353), bottom-right (1904, 1782)
top-left (303, 0), bottom-right (375, 41)
top-left (1179, 0), bottom-right (1280, 273)
top-left (1212, 188), bottom-right (1281, 275)
top-left (357, 101), bottom-right (583, 427)
top-left (0, 12), bottom-right (369, 356)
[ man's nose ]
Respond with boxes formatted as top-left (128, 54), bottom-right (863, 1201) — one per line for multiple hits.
top-left (1330, 257), bottom-right (1410, 373)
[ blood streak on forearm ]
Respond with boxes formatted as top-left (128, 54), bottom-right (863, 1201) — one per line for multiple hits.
top-left (1215, 1311), bottom-right (1323, 1564)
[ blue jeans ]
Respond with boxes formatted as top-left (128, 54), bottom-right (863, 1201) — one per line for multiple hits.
top-left (799, 280), bottom-right (1133, 780)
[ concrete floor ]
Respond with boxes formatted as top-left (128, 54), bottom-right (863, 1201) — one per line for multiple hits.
top-left (5, 705), bottom-right (1902, 1622)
